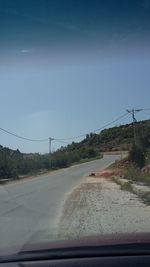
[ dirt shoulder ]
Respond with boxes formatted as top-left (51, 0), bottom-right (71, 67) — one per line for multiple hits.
top-left (58, 173), bottom-right (150, 239)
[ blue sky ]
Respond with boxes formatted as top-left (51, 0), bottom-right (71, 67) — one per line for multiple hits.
top-left (0, 0), bottom-right (150, 153)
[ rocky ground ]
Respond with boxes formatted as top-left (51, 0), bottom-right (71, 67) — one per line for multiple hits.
top-left (58, 174), bottom-right (150, 239)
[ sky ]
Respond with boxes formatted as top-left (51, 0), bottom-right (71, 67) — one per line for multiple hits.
top-left (0, 0), bottom-right (150, 153)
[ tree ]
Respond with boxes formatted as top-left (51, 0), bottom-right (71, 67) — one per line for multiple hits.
top-left (0, 151), bottom-right (18, 179)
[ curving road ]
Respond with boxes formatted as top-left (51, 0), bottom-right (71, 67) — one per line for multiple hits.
top-left (0, 155), bottom-right (119, 254)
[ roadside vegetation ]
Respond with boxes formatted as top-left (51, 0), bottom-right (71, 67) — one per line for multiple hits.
top-left (111, 120), bottom-right (150, 185)
top-left (124, 146), bottom-right (150, 187)
top-left (110, 120), bottom-right (150, 204)
top-left (0, 145), bottom-right (101, 180)
top-left (120, 181), bottom-right (134, 193)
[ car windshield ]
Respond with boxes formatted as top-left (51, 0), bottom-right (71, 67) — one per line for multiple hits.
top-left (0, 0), bottom-right (150, 255)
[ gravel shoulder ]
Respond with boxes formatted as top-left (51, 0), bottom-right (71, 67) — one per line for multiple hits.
top-left (58, 176), bottom-right (150, 239)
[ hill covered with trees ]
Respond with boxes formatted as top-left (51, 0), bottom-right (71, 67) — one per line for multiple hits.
top-left (64, 119), bottom-right (150, 152)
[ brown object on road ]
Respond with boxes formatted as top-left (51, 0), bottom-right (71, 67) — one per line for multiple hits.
top-left (89, 169), bottom-right (122, 178)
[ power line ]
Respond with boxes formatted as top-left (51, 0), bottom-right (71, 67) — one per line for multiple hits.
top-left (0, 108), bottom-right (150, 144)
top-left (140, 108), bottom-right (150, 111)
top-left (54, 139), bottom-right (70, 145)
top-left (126, 108), bottom-right (150, 145)
top-left (126, 109), bottom-right (142, 123)
top-left (93, 112), bottom-right (129, 133)
top-left (126, 108), bottom-right (150, 123)
top-left (54, 108), bottom-right (150, 146)
top-left (0, 127), bottom-right (48, 142)
top-left (55, 112), bottom-right (129, 141)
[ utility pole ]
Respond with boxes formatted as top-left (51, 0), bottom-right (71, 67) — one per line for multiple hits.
top-left (126, 109), bottom-right (142, 145)
top-left (49, 137), bottom-right (54, 169)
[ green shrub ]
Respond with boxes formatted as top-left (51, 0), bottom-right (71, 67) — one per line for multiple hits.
top-left (120, 181), bottom-right (134, 193)
top-left (129, 144), bottom-right (145, 168)
top-left (124, 164), bottom-right (141, 182)
top-left (145, 148), bottom-right (150, 164)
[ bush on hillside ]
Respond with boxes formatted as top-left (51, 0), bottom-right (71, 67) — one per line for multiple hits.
top-left (129, 144), bottom-right (145, 168)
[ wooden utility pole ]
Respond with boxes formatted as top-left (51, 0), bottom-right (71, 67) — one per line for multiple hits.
top-left (126, 109), bottom-right (142, 145)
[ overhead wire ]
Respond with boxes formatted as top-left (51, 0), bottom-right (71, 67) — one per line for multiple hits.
top-left (93, 112), bottom-right (129, 133)
top-left (141, 108), bottom-right (150, 111)
top-left (0, 127), bottom-right (48, 142)
top-left (55, 112), bottom-right (130, 141)
top-left (54, 139), bottom-right (69, 145)
top-left (0, 109), bottom-right (149, 144)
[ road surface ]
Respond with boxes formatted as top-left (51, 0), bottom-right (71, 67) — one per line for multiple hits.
top-left (0, 155), bottom-right (119, 254)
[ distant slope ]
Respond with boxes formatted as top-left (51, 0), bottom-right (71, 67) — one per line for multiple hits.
top-left (63, 119), bottom-right (150, 152)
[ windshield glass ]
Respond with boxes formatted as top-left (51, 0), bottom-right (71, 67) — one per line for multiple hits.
top-left (0, 0), bottom-right (150, 255)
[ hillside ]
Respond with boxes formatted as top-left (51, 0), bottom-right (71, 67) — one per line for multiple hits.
top-left (0, 119), bottom-right (150, 180)
top-left (63, 119), bottom-right (150, 152)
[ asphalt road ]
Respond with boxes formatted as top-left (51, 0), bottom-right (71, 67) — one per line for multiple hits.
top-left (0, 155), bottom-right (119, 254)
